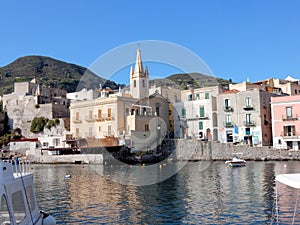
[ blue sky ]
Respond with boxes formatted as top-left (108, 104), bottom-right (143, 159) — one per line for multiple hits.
top-left (0, 1), bottom-right (300, 85)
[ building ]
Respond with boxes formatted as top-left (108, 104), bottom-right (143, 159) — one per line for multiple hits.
top-left (271, 95), bottom-right (300, 150)
top-left (217, 88), bottom-right (273, 146)
top-left (174, 86), bottom-right (222, 140)
top-left (67, 88), bottom-right (100, 101)
top-left (70, 48), bottom-right (170, 151)
top-left (2, 80), bottom-right (70, 137)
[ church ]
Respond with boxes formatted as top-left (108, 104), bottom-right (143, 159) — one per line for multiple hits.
top-left (69, 48), bottom-right (170, 150)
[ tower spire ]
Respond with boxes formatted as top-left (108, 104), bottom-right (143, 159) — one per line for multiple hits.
top-left (134, 47), bottom-right (144, 75)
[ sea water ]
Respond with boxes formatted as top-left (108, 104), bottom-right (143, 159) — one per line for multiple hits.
top-left (33, 161), bottom-right (300, 224)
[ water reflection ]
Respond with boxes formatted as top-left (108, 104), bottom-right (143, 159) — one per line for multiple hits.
top-left (32, 161), bottom-right (300, 224)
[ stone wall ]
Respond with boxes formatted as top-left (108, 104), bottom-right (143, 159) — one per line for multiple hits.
top-left (174, 139), bottom-right (300, 161)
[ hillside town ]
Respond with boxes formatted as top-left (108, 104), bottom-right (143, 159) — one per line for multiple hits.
top-left (0, 48), bottom-right (300, 163)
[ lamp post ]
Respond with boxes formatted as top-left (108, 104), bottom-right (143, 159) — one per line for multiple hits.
top-left (157, 123), bottom-right (161, 153)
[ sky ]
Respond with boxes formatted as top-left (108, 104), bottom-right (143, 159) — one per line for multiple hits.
top-left (0, 0), bottom-right (300, 85)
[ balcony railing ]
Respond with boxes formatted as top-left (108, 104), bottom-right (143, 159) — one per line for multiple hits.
top-left (224, 106), bottom-right (234, 112)
top-left (282, 114), bottom-right (299, 121)
top-left (95, 114), bottom-right (115, 122)
top-left (85, 115), bottom-right (97, 122)
top-left (224, 122), bottom-right (234, 128)
top-left (186, 114), bottom-right (209, 121)
top-left (243, 105), bottom-right (254, 110)
top-left (72, 117), bottom-right (82, 124)
top-left (244, 120), bottom-right (256, 126)
top-left (281, 132), bottom-right (300, 139)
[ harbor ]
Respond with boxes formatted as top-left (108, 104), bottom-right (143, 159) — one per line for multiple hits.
top-left (33, 160), bottom-right (300, 224)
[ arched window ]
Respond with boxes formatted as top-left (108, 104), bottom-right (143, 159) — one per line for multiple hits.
top-left (134, 80), bottom-right (136, 87)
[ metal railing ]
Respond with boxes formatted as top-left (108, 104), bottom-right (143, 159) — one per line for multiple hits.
top-left (72, 117), bottom-right (82, 123)
top-left (282, 114), bottom-right (299, 121)
top-left (224, 106), bottom-right (234, 112)
top-left (281, 132), bottom-right (300, 139)
top-left (224, 122), bottom-right (234, 128)
top-left (244, 120), bottom-right (256, 126)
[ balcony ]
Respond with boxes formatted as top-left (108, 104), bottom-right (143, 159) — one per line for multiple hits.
top-left (186, 114), bottom-right (209, 121)
top-left (244, 120), bottom-right (256, 126)
top-left (85, 115), bottom-right (97, 122)
top-left (281, 132), bottom-right (300, 140)
top-left (95, 114), bottom-right (115, 122)
top-left (224, 122), bottom-right (234, 128)
top-left (243, 105), bottom-right (254, 110)
top-left (282, 114), bottom-right (299, 121)
top-left (72, 117), bottom-right (82, 124)
top-left (224, 106), bottom-right (234, 112)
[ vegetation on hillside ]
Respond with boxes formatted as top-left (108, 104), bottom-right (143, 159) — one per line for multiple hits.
top-left (150, 73), bottom-right (232, 90)
top-left (0, 55), bottom-right (124, 95)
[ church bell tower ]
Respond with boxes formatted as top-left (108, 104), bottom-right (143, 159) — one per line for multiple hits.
top-left (130, 47), bottom-right (149, 99)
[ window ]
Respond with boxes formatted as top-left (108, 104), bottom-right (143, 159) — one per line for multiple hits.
top-left (142, 79), bottom-right (145, 87)
top-left (264, 114), bottom-right (268, 125)
top-left (196, 93), bottom-right (200, 99)
top-left (188, 94), bottom-right (193, 101)
top-left (134, 80), bottom-right (136, 87)
top-left (0, 195), bottom-right (10, 224)
top-left (107, 108), bottom-right (112, 118)
top-left (182, 108), bottom-right (186, 118)
top-left (108, 125), bottom-right (112, 135)
top-left (26, 186), bottom-right (36, 212)
top-left (286, 106), bottom-right (292, 118)
top-left (76, 128), bottom-right (79, 137)
top-left (245, 128), bottom-right (250, 135)
top-left (284, 125), bottom-right (295, 136)
top-left (245, 97), bottom-right (252, 107)
top-left (246, 114), bottom-right (251, 123)
top-left (199, 106), bottom-right (205, 117)
top-left (199, 121), bottom-right (203, 130)
top-left (125, 108), bottom-right (129, 115)
top-left (225, 114), bottom-right (231, 124)
top-left (76, 112), bottom-right (79, 121)
top-left (98, 126), bottom-right (101, 131)
top-left (89, 110), bottom-right (93, 119)
top-left (205, 92), bottom-right (209, 99)
top-left (98, 109), bottom-right (102, 119)
top-left (225, 99), bottom-right (230, 107)
top-left (156, 107), bottom-right (160, 116)
top-left (145, 124), bottom-right (149, 131)
top-left (12, 191), bottom-right (26, 223)
top-left (89, 127), bottom-right (93, 136)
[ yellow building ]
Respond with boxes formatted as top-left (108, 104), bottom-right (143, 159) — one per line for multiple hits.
top-left (70, 48), bottom-right (169, 150)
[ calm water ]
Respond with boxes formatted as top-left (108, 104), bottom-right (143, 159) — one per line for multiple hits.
top-left (32, 161), bottom-right (300, 224)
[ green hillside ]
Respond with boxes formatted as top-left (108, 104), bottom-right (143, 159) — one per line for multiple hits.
top-left (0, 56), bottom-right (122, 95)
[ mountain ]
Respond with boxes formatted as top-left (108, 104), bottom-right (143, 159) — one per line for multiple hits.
top-left (150, 73), bottom-right (232, 90)
top-left (0, 56), bottom-right (123, 95)
top-left (0, 55), bottom-right (232, 96)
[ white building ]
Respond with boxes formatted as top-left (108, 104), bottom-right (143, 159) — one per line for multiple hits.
top-left (174, 86), bottom-right (222, 140)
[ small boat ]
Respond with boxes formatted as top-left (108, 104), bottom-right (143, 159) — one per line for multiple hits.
top-left (0, 159), bottom-right (56, 225)
top-left (275, 173), bottom-right (300, 224)
top-left (225, 153), bottom-right (246, 167)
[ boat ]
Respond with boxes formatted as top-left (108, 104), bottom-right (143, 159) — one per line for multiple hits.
top-left (0, 158), bottom-right (56, 225)
top-left (225, 153), bottom-right (246, 167)
top-left (275, 173), bottom-right (300, 224)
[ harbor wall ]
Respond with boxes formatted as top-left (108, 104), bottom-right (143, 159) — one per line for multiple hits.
top-left (174, 139), bottom-right (300, 161)
top-left (27, 153), bottom-right (103, 164)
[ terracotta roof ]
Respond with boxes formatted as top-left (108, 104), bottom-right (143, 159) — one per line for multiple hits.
top-left (221, 89), bottom-right (240, 94)
top-left (10, 138), bottom-right (38, 142)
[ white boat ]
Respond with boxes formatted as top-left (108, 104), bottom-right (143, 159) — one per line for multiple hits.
top-left (225, 153), bottom-right (246, 167)
top-left (275, 173), bottom-right (300, 224)
top-left (0, 159), bottom-right (56, 225)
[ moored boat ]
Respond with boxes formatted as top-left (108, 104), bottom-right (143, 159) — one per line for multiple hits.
top-left (275, 173), bottom-right (300, 224)
top-left (225, 153), bottom-right (246, 167)
top-left (0, 159), bottom-right (56, 225)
